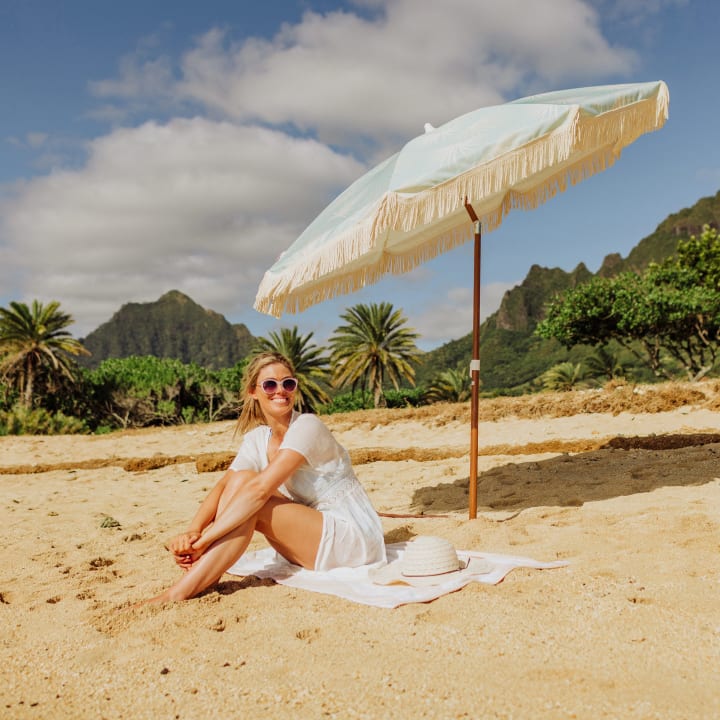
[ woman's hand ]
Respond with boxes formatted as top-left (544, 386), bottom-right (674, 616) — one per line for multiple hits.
top-left (165, 531), bottom-right (202, 569)
top-left (190, 534), bottom-right (210, 554)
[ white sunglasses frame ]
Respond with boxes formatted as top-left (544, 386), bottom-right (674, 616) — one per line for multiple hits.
top-left (256, 377), bottom-right (298, 395)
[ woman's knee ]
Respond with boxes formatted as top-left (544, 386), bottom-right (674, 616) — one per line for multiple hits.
top-left (216, 470), bottom-right (258, 513)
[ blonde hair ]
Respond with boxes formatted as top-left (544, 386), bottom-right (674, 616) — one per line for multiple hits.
top-left (235, 352), bottom-right (296, 435)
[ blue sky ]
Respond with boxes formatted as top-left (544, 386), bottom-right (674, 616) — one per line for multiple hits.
top-left (1, 0), bottom-right (718, 351)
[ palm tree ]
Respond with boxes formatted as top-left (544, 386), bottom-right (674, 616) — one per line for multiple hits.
top-left (0, 300), bottom-right (90, 407)
top-left (425, 365), bottom-right (472, 403)
top-left (253, 326), bottom-right (331, 412)
top-left (584, 344), bottom-right (630, 382)
top-left (540, 361), bottom-right (590, 392)
top-left (329, 302), bottom-right (421, 408)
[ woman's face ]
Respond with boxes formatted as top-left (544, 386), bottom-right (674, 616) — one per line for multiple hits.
top-left (250, 362), bottom-right (297, 421)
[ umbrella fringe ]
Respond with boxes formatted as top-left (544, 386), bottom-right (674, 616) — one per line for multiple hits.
top-left (255, 85), bottom-right (668, 318)
top-left (386, 93), bottom-right (667, 235)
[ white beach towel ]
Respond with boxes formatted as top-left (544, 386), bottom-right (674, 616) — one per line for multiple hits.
top-left (226, 542), bottom-right (568, 608)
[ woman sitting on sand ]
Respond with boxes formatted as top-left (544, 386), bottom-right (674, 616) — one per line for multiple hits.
top-left (144, 351), bottom-right (386, 604)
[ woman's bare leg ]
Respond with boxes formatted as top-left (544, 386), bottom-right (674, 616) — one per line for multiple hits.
top-left (206, 472), bottom-right (323, 572)
top-left (142, 476), bottom-right (323, 604)
top-left (144, 516), bottom-right (257, 603)
top-left (255, 496), bottom-right (323, 569)
top-left (142, 471), bottom-right (259, 604)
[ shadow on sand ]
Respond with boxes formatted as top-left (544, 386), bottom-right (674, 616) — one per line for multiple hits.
top-left (409, 433), bottom-right (720, 515)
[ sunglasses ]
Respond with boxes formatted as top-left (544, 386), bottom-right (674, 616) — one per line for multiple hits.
top-left (257, 377), bottom-right (298, 395)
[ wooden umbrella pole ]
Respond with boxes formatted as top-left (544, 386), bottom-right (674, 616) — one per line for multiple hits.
top-left (464, 200), bottom-right (481, 520)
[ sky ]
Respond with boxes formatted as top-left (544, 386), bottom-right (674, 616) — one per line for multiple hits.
top-left (1, 0), bottom-right (719, 351)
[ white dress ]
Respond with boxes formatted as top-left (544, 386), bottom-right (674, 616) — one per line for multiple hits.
top-left (229, 411), bottom-right (386, 571)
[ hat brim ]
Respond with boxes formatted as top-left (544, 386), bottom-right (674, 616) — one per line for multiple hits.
top-left (369, 557), bottom-right (493, 587)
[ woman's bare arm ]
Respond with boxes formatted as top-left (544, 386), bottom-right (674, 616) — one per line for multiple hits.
top-left (187, 473), bottom-right (232, 533)
top-left (191, 449), bottom-right (305, 552)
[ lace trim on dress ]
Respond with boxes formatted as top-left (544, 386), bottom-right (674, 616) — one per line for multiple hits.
top-left (313, 475), bottom-right (357, 508)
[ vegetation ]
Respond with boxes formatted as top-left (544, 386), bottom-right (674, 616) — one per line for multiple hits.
top-left (582, 343), bottom-right (632, 382)
top-left (0, 300), bottom-right (89, 408)
top-left (418, 190), bottom-right (720, 393)
top-left (425, 365), bottom-right (472, 403)
top-left (0, 351), bottom-right (246, 435)
top-left (81, 356), bottom-right (244, 430)
top-left (80, 290), bottom-right (254, 370)
top-left (540, 361), bottom-right (591, 392)
top-left (537, 226), bottom-right (720, 382)
top-left (0, 405), bottom-right (88, 436)
top-left (320, 387), bottom-right (425, 414)
top-left (329, 302), bottom-right (422, 408)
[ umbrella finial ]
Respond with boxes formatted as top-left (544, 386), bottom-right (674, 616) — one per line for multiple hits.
top-left (423, 122), bottom-right (436, 133)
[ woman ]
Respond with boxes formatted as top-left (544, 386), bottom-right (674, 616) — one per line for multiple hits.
top-left (143, 351), bottom-right (386, 604)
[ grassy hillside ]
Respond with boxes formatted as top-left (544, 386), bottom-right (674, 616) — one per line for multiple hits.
top-left (80, 290), bottom-right (255, 369)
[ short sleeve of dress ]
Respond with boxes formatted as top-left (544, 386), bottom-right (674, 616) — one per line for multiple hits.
top-left (279, 414), bottom-right (338, 468)
top-left (228, 427), bottom-right (268, 472)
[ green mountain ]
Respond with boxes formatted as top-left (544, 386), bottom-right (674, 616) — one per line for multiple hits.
top-left (80, 290), bottom-right (255, 369)
top-left (417, 189), bottom-right (720, 391)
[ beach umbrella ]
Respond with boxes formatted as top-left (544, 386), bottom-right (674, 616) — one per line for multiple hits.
top-left (254, 80), bottom-right (669, 519)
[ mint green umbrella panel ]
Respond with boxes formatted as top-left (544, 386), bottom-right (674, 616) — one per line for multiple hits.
top-left (255, 81), bottom-right (669, 317)
top-left (254, 80), bottom-right (669, 519)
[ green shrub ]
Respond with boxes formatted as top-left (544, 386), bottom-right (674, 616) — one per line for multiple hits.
top-left (383, 387), bottom-right (426, 408)
top-left (319, 387), bottom-right (427, 414)
top-left (319, 392), bottom-right (373, 414)
top-left (0, 405), bottom-right (89, 435)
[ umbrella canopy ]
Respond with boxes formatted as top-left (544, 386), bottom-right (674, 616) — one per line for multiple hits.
top-left (254, 80), bottom-right (669, 519)
top-left (255, 81), bottom-right (669, 317)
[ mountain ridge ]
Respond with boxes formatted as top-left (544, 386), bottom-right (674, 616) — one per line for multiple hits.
top-left (80, 290), bottom-right (255, 369)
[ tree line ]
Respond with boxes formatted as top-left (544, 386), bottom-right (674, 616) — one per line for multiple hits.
top-left (536, 225), bottom-right (720, 384)
top-left (1, 226), bottom-right (719, 435)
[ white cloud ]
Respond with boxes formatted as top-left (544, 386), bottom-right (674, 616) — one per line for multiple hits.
top-left (0, 118), bottom-right (363, 336)
top-left (175, 0), bottom-right (634, 154)
top-left (411, 280), bottom-right (518, 346)
top-left (92, 0), bottom-right (635, 157)
top-left (90, 54), bottom-right (174, 101)
top-left (86, 30), bottom-right (179, 124)
top-left (26, 132), bottom-right (49, 148)
top-left (6, 132), bottom-right (49, 150)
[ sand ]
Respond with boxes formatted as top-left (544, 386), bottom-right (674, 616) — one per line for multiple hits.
top-left (2, 384), bottom-right (719, 719)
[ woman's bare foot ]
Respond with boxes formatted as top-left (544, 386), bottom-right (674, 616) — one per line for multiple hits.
top-left (131, 586), bottom-right (184, 608)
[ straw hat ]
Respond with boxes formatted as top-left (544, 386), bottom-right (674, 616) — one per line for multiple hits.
top-left (369, 536), bottom-right (492, 587)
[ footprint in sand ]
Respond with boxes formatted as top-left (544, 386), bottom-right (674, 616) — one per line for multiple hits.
top-left (295, 627), bottom-right (321, 643)
top-left (208, 617), bottom-right (226, 632)
top-left (86, 556), bottom-right (119, 583)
